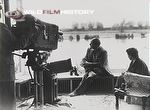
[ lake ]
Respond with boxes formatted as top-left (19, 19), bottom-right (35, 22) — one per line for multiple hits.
top-left (15, 30), bottom-right (149, 77)
top-left (49, 31), bottom-right (149, 72)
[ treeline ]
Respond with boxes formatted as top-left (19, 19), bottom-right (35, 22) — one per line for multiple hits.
top-left (66, 21), bottom-right (150, 31)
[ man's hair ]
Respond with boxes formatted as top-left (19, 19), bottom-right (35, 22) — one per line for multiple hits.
top-left (90, 38), bottom-right (101, 47)
top-left (126, 48), bottom-right (139, 58)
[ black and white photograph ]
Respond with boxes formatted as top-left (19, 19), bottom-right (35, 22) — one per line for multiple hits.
top-left (0, 0), bottom-right (150, 110)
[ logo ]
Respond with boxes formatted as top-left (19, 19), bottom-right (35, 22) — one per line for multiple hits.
top-left (24, 9), bottom-right (95, 15)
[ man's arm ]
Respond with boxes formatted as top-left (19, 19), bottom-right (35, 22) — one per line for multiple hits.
top-left (80, 48), bottom-right (89, 67)
top-left (97, 50), bottom-right (108, 67)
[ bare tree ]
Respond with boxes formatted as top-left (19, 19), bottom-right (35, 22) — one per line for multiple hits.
top-left (143, 21), bottom-right (150, 29)
top-left (119, 20), bottom-right (126, 32)
top-left (125, 21), bottom-right (135, 29)
top-left (80, 23), bottom-right (87, 31)
top-left (72, 23), bottom-right (79, 30)
top-left (112, 23), bottom-right (120, 30)
top-left (137, 22), bottom-right (144, 29)
top-left (88, 22), bottom-right (94, 30)
top-left (96, 22), bottom-right (103, 30)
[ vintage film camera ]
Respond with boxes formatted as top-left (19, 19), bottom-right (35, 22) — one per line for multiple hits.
top-left (5, 10), bottom-right (65, 104)
top-left (6, 10), bottom-right (62, 51)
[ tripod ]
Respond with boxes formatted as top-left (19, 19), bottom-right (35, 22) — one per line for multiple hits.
top-left (13, 50), bottom-right (61, 109)
top-left (22, 50), bottom-right (50, 109)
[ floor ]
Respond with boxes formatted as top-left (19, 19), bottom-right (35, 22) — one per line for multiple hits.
top-left (16, 94), bottom-right (150, 110)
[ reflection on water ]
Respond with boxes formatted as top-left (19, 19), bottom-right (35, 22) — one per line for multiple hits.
top-left (49, 35), bottom-right (149, 72)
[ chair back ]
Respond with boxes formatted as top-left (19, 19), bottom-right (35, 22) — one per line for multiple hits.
top-left (124, 72), bottom-right (150, 92)
top-left (47, 58), bottom-right (72, 74)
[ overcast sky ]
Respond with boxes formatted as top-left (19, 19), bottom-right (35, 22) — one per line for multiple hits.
top-left (10, 0), bottom-right (149, 29)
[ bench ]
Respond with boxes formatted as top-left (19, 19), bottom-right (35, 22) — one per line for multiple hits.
top-left (57, 73), bottom-right (115, 94)
top-left (114, 72), bottom-right (150, 108)
top-left (87, 75), bottom-right (114, 93)
top-left (16, 79), bottom-right (34, 100)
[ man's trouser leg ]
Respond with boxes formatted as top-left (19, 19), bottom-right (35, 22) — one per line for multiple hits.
top-left (74, 73), bottom-right (94, 95)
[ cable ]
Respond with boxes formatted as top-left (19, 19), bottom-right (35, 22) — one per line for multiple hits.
top-left (26, 98), bottom-right (35, 110)
top-left (27, 66), bottom-right (33, 79)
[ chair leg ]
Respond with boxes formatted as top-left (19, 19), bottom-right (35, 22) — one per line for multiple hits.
top-left (142, 97), bottom-right (147, 110)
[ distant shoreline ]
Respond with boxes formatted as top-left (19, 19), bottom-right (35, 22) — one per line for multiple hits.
top-left (63, 29), bottom-right (149, 34)
top-left (61, 29), bottom-right (149, 39)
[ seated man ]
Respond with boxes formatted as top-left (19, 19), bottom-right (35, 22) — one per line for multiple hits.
top-left (115, 48), bottom-right (150, 97)
top-left (69, 38), bottom-right (113, 96)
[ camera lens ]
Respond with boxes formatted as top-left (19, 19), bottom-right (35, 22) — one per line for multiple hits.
top-left (12, 12), bottom-right (15, 15)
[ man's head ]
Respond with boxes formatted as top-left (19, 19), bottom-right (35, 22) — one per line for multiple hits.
top-left (90, 38), bottom-right (101, 49)
top-left (126, 48), bottom-right (139, 60)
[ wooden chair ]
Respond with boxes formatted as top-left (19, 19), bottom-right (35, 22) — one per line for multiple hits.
top-left (114, 72), bottom-right (150, 109)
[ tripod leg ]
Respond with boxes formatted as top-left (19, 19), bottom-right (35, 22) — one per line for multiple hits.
top-left (39, 71), bottom-right (44, 109)
top-left (115, 92), bottom-right (119, 109)
top-left (34, 72), bottom-right (38, 108)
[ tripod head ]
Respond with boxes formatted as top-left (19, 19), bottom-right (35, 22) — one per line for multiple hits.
top-left (22, 50), bottom-right (50, 71)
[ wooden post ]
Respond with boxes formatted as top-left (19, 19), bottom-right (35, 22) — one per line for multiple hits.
top-left (16, 0), bottom-right (23, 11)
top-left (3, 0), bottom-right (11, 27)
top-left (70, 79), bottom-right (73, 92)
top-left (114, 91), bottom-right (119, 110)
top-left (0, 0), bottom-right (5, 23)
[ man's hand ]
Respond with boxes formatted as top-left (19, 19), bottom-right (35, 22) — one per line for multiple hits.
top-left (80, 59), bottom-right (86, 67)
top-left (80, 59), bottom-right (100, 67)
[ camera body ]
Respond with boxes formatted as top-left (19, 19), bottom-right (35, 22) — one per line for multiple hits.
top-left (11, 14), bottom-right (60, 51)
